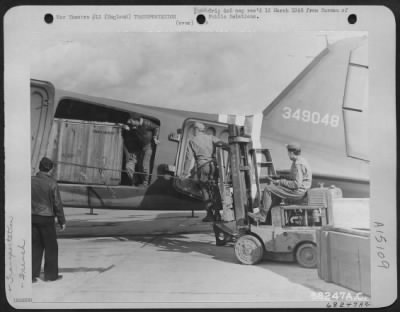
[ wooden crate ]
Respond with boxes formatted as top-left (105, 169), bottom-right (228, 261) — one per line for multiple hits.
top-left (46, 119), bottom-right (123, 185)
top-left (330, 198), bottom-right (370, 229)
top-left (317, 226), bottom-right (370, 296)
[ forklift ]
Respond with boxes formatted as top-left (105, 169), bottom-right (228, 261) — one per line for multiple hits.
top-left (212, 124), bottom-right (342, 268)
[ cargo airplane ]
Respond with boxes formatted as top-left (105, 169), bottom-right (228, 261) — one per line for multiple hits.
top-left (31, 36), bottom-right (369, 210)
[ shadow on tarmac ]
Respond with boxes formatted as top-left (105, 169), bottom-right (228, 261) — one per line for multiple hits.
top-left (126, 234), bottom-right (237, 264)
top-left (59, 211), bottom-right (237, 264)
top-left (59, 212), bottom-right (211, 238)
top-left (119, 234), bottom-right (357, 295)
top-left (60, 210), bottom-right (357, 294)
top-left (59, 265), bottom-right (115, 274)
top-left (57, 211), bottom-right (361, 295)
top-left (36, 265), bottom-right (115, 281)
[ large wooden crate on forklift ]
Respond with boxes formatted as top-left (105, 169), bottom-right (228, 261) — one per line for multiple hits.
top-left (46, 119), bottom-right (124, 185)
top-left (316, 225), bottom-right (370, 296)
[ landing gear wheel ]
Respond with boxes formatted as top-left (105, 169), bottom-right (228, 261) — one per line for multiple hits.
top-left (234, 235), bottom-right (264, 265)
top-left (295, 243), bottom-right (317, 268)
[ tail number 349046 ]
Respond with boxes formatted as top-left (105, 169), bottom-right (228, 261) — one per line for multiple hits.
top-left (282, 107), bottom-right (340, 127)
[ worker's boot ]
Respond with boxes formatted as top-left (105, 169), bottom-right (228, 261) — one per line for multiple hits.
top-left (214, 210), bottom-right (221, 222)
top-left (247, 212), bottom-right (266, 223)
top-left (202, 210), bottom-right (214, 222)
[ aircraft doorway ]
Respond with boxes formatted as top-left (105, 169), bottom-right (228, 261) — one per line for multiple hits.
top-left (49, 99), bottom-right (160, 187)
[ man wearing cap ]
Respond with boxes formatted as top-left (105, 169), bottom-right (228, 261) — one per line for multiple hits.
top-left (31, 157), bottom-right (66, 282)
top-left (182, 122), bottom-right (222, 222)
top-left (248, 143), bottom-right (312, 223)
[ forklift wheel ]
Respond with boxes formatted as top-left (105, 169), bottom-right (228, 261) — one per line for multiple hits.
top-left (295, 243), bottom-right (317, 268)
top-left (234, 235), bottom-right (264, 265)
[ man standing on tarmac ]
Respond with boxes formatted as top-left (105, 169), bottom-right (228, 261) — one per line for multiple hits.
top-left (182, 122), bottom-right (223, 222)
top-left (248, 143), bottom-right (312, 223)
top-left (31, 157), bottom-right (66, 283)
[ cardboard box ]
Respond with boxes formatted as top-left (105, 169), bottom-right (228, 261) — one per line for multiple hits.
top-left (46, 119), bottom-right (123, 185)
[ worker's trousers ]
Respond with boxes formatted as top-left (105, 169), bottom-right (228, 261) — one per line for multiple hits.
top-left (197, 161), bottom-right (218, 215)
top-left (32, 215), bottom-right (59, 280)
top-left (139, 143), bottom-right (153, 186)
top-left (261, 184), bottom-right (306, 218)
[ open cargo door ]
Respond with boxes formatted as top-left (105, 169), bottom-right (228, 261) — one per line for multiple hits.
top-left (172, 118), bottom-right (229, 200)
top-left (172, 116), bottom-right (266, 203)
top-left (31, 79), bottom-right (55, 175)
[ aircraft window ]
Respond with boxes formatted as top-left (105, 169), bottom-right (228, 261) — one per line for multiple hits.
top-left (206, 126), bottom-right (216, 136)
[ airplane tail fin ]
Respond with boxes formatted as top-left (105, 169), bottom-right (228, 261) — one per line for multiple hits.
top-left (259, 37), bottom-right (369, 180)
top-left (217, 37), bottom-right (369, 182)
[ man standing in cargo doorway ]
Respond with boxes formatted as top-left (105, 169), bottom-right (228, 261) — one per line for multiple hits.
top-left (31, 157), bottom-right (66, 283)
top-left (181, 122), bottom-right (224, 222)
top-left (123, 113), bottom-right (160, 187)
top-left (248, 143), bottom-right (312, 223)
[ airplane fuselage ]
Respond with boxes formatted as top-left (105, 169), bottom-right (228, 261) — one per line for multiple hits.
top-left (31, 37), bottom-right (370, 210)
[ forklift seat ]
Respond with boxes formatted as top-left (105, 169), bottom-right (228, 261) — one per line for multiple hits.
top-left (280, 192), bottom-right (308, 206)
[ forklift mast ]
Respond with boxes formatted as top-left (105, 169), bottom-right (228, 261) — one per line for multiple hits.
top-left (226, 125), bottom-right (253, 226)
top-left (213, 124), bottom-right (278, 245)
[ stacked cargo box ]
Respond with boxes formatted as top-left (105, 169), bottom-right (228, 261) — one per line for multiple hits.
top-left (316, 198), bottom-right (370, 296)
top-left (46, 119), bottom-right (124, 185)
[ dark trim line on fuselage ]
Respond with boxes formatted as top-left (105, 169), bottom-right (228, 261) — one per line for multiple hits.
top-left (273, 170), bottom-right (369, 198)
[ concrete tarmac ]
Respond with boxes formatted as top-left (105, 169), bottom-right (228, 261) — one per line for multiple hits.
top-left (32, 208), bottom-right (368, 308)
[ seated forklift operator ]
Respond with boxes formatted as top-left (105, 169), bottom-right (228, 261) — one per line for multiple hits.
top-left (248, 142), bottom-right (312, 223)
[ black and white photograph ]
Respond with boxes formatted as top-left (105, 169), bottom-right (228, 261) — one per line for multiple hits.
top-left (4, 5), bottom-right (396, 309)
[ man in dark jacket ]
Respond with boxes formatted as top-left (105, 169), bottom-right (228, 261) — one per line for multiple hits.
top-left (31, 157), bottom-right (66, 282)
top-left (123, 114), bottom-right (160, 186)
